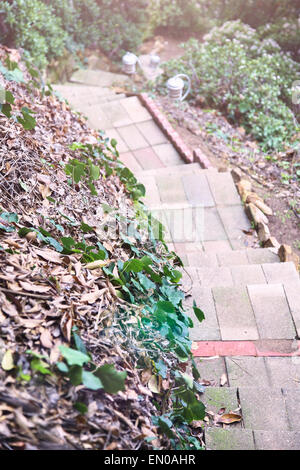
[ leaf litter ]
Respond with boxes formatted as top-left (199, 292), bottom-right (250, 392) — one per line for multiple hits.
top-left (0, 45), bottom-right (188, 450)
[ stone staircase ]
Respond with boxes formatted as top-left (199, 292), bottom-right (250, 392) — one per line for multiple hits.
top-left (54, 69), bottom-right (300, 450)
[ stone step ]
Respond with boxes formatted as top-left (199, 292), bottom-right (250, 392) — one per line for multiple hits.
top-left (177, 247), bottom-right (279, 267)
top-left (205, 428), bottom-right (300, 450)
top-left (203, 385), bottom-right (299, 433)
top-left (138, 165), bottom-right (243, 210)
top-left (142, 201), bottom-right (251, 249)
top-left (135, 163), bottom-right (216, 177)
top-left (53, 84), bottom-right (127, 109)
top-left (70, 68), bottom-right (129, 87)
top-left (202, 385), bottom-right (300, 448)
top-left (53, 84), bottom-right (116, 101)
top-left (183, 265), bottom-right (299, 341)
top-left (195, 355), bottom-right (300, 390)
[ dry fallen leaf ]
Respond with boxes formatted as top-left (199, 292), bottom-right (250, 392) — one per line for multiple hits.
top-left (40, 328), bottom-right (53, 349)
top-left (1, 349), bottom-right (15, 371)
top-left (148, 375), bottom-right (160, 394)
top-left (220, 373), bottom-right (228, 386)
top-left (85, 259), bottom-right (110, 270)
top-left (217, 413), bottom-right (242, 424)
top-left (19, 281), bottom-right (51, 293)
top-left (35, 249), bottom-right (62, 264)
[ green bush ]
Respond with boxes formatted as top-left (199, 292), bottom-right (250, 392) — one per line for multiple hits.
top-left (198, 0), bottom-right (300, 29)
top-left (158, 21), bottom-right (299, 151)
top-left (0, 0), bottom-right (67, 69)
top-left (43, 0), bottom-right (101, 53)
top-left (148, 0), bottom-right (211, 35)
top-left (258, 19), bottom-right (300, 60)
top-left (0, 0), bottom-right (149, 67)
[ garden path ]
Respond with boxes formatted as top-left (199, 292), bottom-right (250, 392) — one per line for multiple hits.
top-left (54, 70), bottom-right (300, 450)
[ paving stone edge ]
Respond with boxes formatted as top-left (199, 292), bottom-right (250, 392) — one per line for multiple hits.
top-left (139, 93), bottom-right (196, 164)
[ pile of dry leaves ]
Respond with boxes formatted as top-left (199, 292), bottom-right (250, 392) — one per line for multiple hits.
top-left (0, 46), bottom-right (168, 450)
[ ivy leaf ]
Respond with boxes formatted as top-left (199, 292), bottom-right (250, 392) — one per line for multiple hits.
top-left (74, 402), bottom-right (88, 414)
top-left (46, 237), bottom-right (63, 252)
top-left (0, 103), bottom-right (12, 118)
top-left (69, 365), bottom-right (83, 386)
top-left (56, 362), bottom-right (69, 373)
top-left (157, 416), bottom-right (175, 439)
top-left (123, 258), bottom-right (144, 273)
top-left (17, 107), bottom-right (36, 130)
top-left (30, 358), bottom-right (53, 376)
top-left (193, 300), bottom-right (205, 323)
top-left (59, 345), bottom-right (90, 366)
top-left (5, 90), bottom-right (15, 104)
top-left (72, 328), bottom-right (88, 355)
top-left (0, 212), bottom-right (19, 223)
top-left (82, 370), bottom-right (103, 390)
top-left (0, 223), bottom-right (15, 233)
top-left (94, 364), bottom-right (127, 394)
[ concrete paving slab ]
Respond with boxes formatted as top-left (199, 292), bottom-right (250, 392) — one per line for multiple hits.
top-left (136, 120), bottom-right (168, 145)
top-left (218, 205), bottom-right (251, 242)
top-left (254, 430), bottom-right (300, 450)
top-left (182, 173), bottom-right (215, 207)
top-left (248, 284), bottom-right (296, 340)
top-left (138, 175), bottom-right (161, 208)
top-left (133, 147), bottom-right (165, 170)
top-left (197, 267), bottom-right (233, 287)
top-left (100, 101), bottom-right (133, 127)
top-left (187, 285), bottom-right (221, 341)
top-left (71, 69), bottom-right (128, 87)
top-left (187, 252), bottom-right (218, 268)
top-left (119, 152), bottom-right (143, 173)
top-left (230, 264), bottom-right (266, 285)
top-left (203, 240), bottom-right (232, 252)
top-left (225, 357), bottom-right (270, 387)
top-left (262, 261), bottom-right (299, 284)
top-left (105, 128), bottom-right (129, 153)
top-left (156, 175), bottom-right (187, 205)
top-left (239, 387), bottom-right (289, 430)
top-left (117, 124), bottom-right (149, 151)
top-left (213, 286), bottom-right (259, 340)
top-left (284, 281), bottom-right (300, 338)
top-left (265, 357), bottom-right (300, 389)
top-left (282, 389), bottom-right (300, 430)
top-left (174, 242), bottom-right (204, 254)
top-left (193, 357), bottom-right (227, 386)
top-left (120, 96), bottom-right (152, 123)
top-left (135, 163), bottom-right (200, 177)
top-left (206, 171), bottom-right (241, 206)
top-left (152, 143), bottom-right (182, 166)
top-left (84, 105), bottom-right (113, 130)
top-left (202, 208), bottom-right (228, 242)
top-left (203, 387), bottom-right (239, 415)
top-left (217, 250), bottom-right (248, 266)
top-left (247, 248), bottom-right (279, 265)
top-left (205, 428), bottom-right (255, 450)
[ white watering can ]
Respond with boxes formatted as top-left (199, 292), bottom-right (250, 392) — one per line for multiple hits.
top-left (166, 74), bottom-right (191, 101)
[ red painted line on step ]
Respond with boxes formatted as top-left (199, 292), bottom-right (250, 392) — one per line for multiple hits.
top-left (139, 93), bottom-right (194, 163)
top-left (191, 340), bottom-right (300, 357)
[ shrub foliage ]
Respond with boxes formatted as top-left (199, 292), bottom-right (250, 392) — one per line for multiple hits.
top-left (158, 21), bottom-right (299, 151)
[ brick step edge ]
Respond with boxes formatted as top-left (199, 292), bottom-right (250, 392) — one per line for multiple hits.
top-left (139, 93), bottom-right (195, 164)
top-left (192, 339), bottom-right (300, 357)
